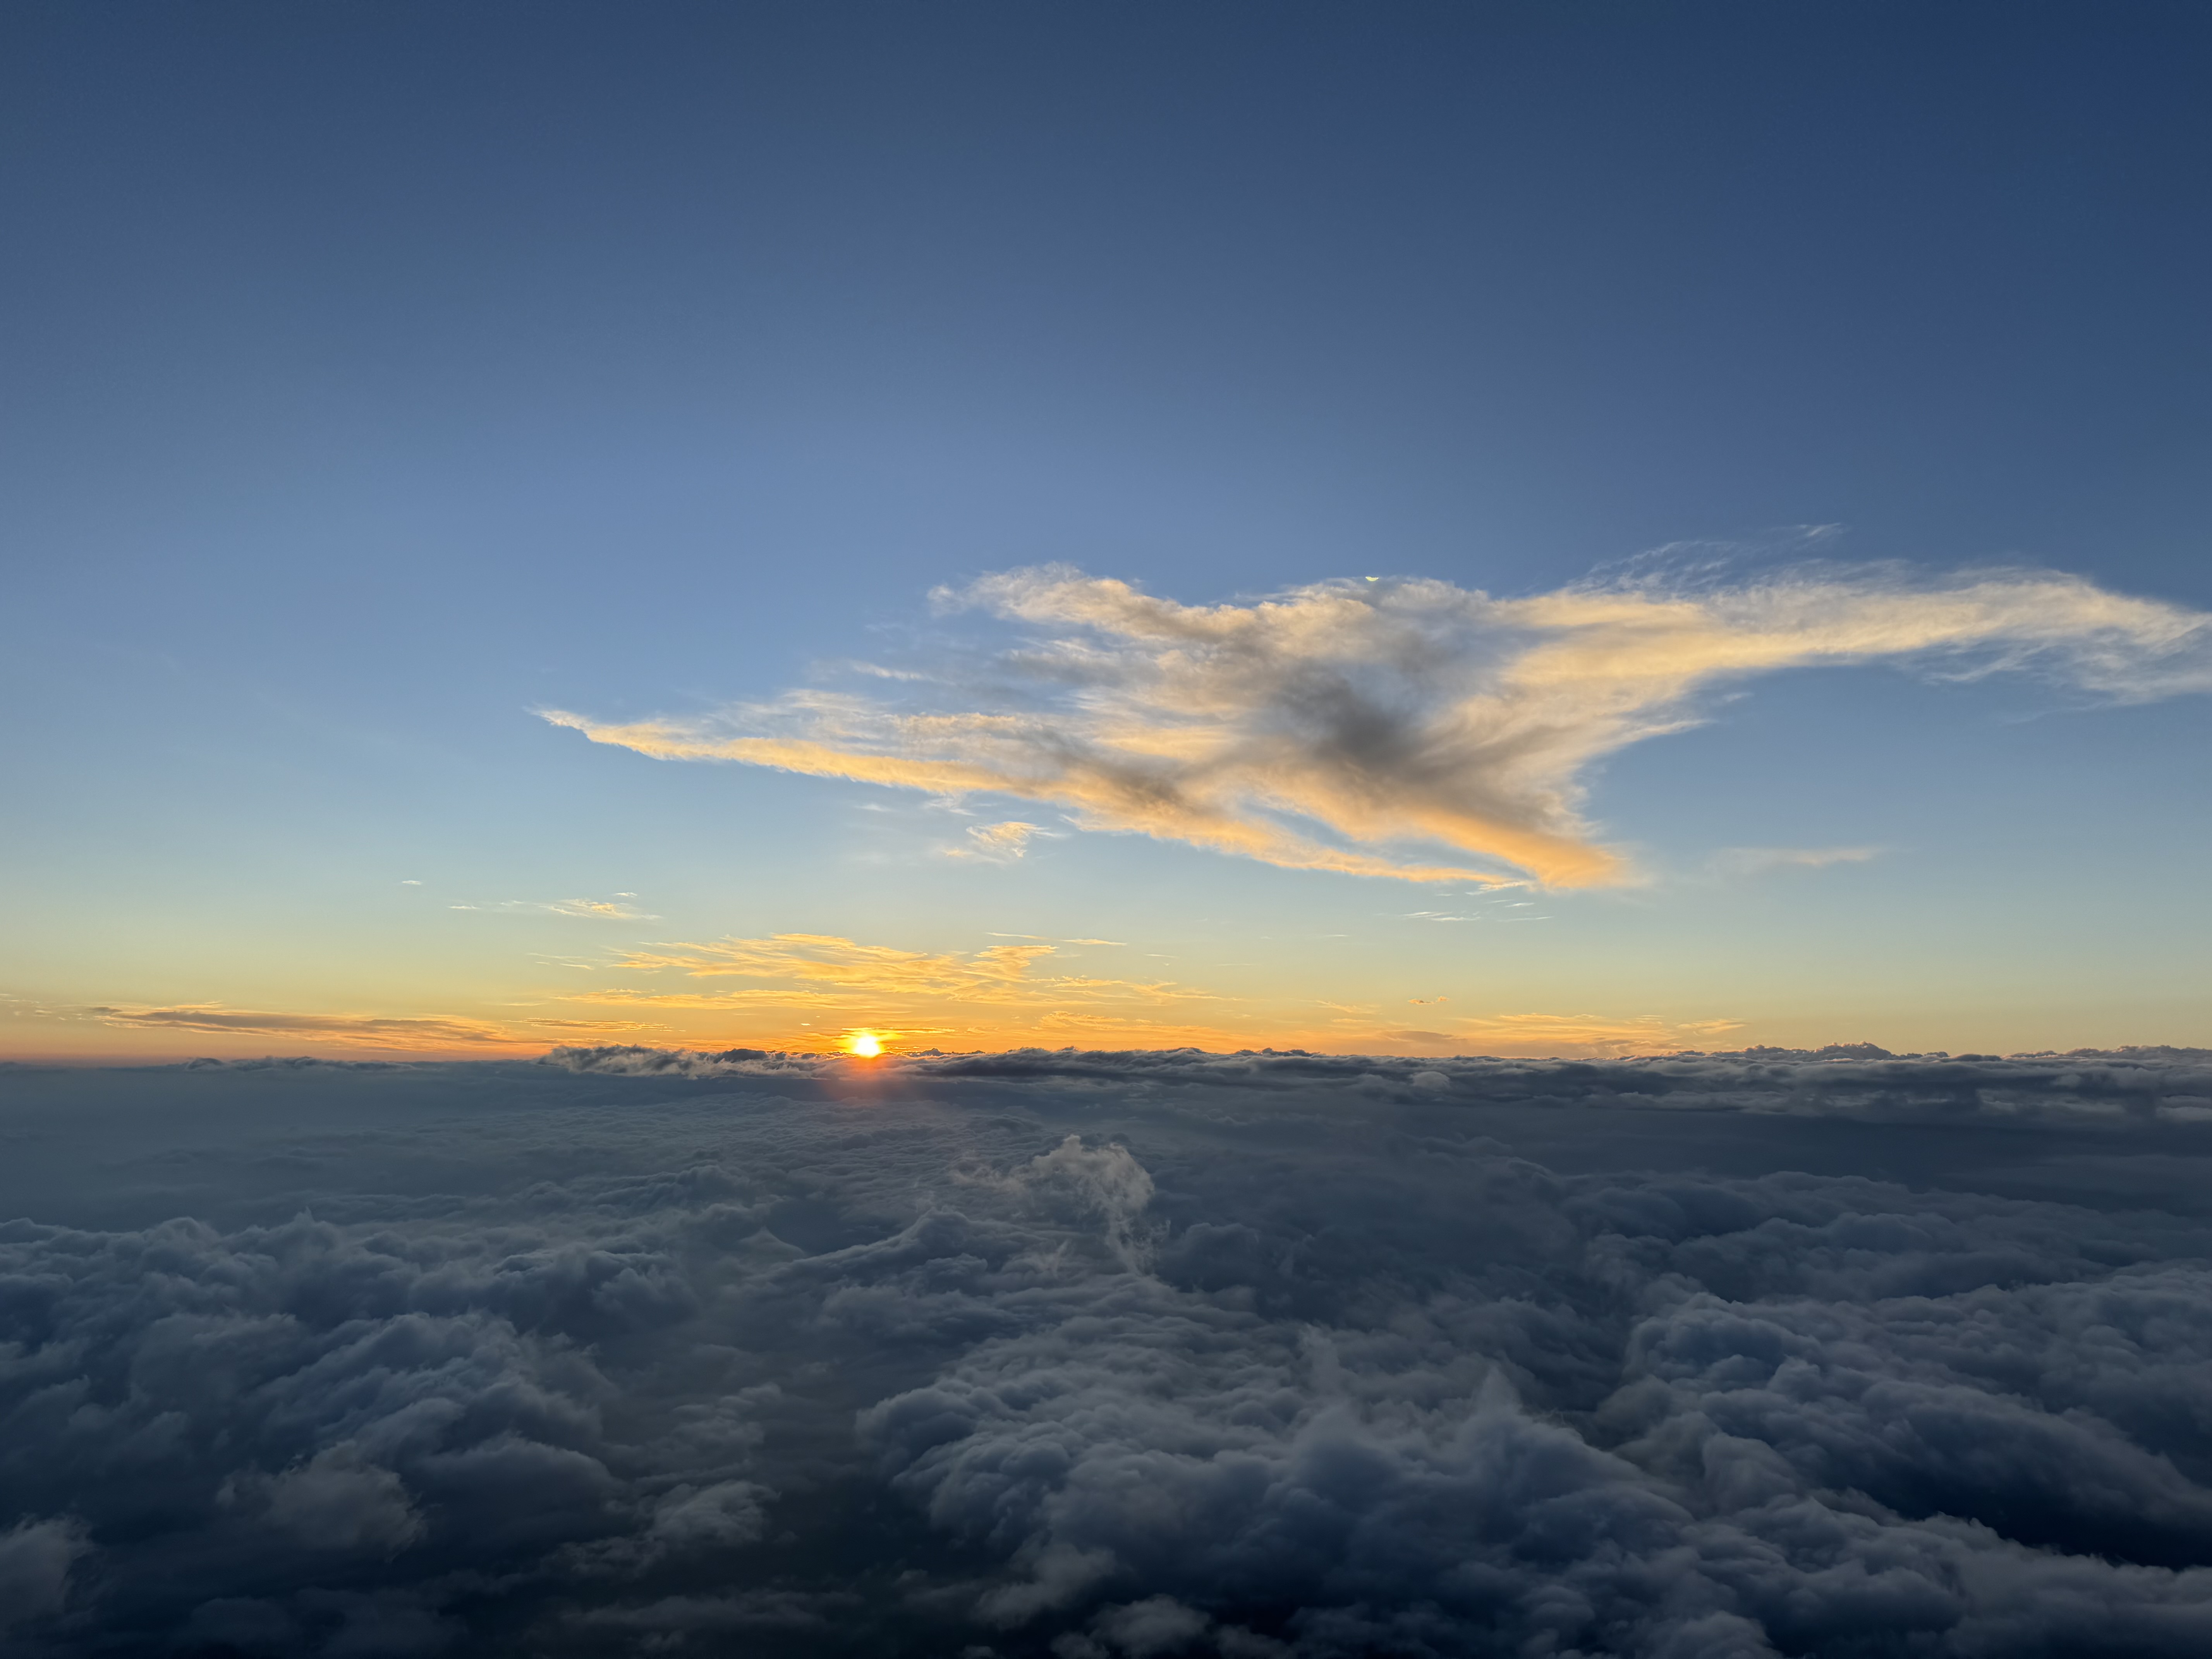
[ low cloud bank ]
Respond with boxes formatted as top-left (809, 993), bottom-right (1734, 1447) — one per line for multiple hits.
top-left (543, 1041), bottom-right (2212, 1126)
top-left (1, 1051), bottom-right (2209, 1654)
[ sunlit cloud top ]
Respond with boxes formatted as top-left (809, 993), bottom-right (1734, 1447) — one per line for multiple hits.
top-left (544, 563), bottom-right (2212, 887)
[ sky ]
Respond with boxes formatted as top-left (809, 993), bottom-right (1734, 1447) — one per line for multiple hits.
top-left (5, 1), bottom-right (2211, 1060)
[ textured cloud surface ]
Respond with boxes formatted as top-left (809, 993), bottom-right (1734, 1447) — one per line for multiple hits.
top-left (545, 564), bottom-right (2212, 884)
top-left (2, 1048), bottom-right (2211, 1655)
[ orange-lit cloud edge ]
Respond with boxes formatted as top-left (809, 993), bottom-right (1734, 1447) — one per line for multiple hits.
top-left (541, 563), bottom-right (2212, 890)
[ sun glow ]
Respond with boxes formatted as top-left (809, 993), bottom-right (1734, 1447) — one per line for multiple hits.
top-left (843, 1030), bottom-right (883, 1058)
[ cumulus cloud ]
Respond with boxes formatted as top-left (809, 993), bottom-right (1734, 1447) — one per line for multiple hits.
top-left (0, 1519), bottom-right (89, 1633)
top-left (231, 1447), bottom-right (428, 1554)
top-left (4, 1048), bottom-right (2212, 1654)
top-left (0, 1143), bottom-right (783, 1654)
top-left (542, 562), bottom-right (2212, 887)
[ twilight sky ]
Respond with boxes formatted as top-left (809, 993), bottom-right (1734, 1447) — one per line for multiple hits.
top-left (5, 1), bottom-right (2210, 1059)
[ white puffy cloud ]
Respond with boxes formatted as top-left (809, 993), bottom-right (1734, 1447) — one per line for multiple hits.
top-left (544, 562), bottom-right (2212, 886)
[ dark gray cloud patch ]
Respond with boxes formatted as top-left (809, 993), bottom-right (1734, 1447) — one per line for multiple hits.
top-left (2, 1053), bottom-right (2211, 1654)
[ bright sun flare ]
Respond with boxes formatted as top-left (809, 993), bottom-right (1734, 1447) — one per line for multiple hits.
top-left (844, 1030), bottom-right (883, 1058)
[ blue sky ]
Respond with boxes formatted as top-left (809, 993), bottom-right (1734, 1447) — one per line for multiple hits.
top-left (3, 1), bottom-right (2208, 1057)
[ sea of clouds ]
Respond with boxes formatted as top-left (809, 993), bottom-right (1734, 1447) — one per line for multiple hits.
top-left (3, 1046), bottom-right (2212, 1656)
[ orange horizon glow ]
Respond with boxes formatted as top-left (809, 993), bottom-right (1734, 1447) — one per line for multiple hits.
top-left (3, 996), bottom-right (1771, 1064)
top-left (36, 921), bottom-right (2086, 1059)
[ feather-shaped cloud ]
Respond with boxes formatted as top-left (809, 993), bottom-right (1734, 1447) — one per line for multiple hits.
top-left (544, 564), bottom-right (2212, 886)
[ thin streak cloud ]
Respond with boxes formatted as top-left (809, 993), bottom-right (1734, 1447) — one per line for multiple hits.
top-left (542, 564), bottom-right (2212, 887)
top-left (1710, 845), bottom-right (1884, 878)
top-left (90, 1005), bottom-right (524, 1049)
top-left (1408, 1010), bottom-right (1747, 1054)
top-left (448, 898), bottom-right (658, 920)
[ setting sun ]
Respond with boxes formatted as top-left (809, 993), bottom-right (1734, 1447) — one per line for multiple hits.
top-left (843, 1030), bottom-right (883, 1058)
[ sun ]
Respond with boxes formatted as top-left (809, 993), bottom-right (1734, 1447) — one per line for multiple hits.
top-left (843, 1030), bottom-right (883, 1058)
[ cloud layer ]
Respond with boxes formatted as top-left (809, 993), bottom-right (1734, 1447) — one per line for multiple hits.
top-left (2, 1048), bottom-right (2211, 1654)
top-left (544, 563), bottom-right (2212, 885)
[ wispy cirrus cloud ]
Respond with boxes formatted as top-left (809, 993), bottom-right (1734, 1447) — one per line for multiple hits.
top-left (554, 931), bottom-right (1742, 1057)
top-left (1381, 1010), bottom-right (1747, 1056)
top-left (542, 562), bottom-right (2211, 887)
top-left (567, 931), bottom-right (1243, 1050)
top-left (1710, 845), bottom-right (1884, 878)
top-left (579, 933), bottom-right (1213, 1011)
top-left (945, 820), bottom-right (1043, 862)
top-left (449, 897), bottom-right (657, 919)
top-left (526, 1017), bottom-right (668, 1034)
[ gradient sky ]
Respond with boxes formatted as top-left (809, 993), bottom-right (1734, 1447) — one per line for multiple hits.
top-left (4, 1), bottom-right (2209, 1061)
